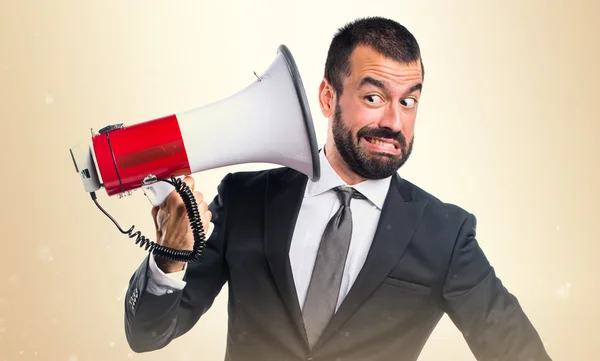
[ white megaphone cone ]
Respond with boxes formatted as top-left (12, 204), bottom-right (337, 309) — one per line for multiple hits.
top-left (68, 45), bottom-right (320, 262)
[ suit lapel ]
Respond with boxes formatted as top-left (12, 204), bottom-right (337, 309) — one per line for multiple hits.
top-left (314, 173), bottom-right (428, 349)
top-left (264, 168), bottom-right (309, 345)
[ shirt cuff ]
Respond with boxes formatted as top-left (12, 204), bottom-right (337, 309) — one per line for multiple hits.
top-left (146, 252), bottom-right (187, 295)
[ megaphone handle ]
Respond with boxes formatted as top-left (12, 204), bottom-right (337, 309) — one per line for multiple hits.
top-left (90, 175), bottom-right (207, 263)
top-left (147, 176), bottom-right (207, 262)
top-left (142, 181), bottom-right (177, 207)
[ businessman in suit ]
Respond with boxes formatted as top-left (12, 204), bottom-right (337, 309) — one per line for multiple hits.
top-left (124, 16), bottom-right (552, 360)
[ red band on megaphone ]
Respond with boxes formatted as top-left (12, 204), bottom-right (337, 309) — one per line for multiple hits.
top-left (92, 114), bottom-right (191, 196)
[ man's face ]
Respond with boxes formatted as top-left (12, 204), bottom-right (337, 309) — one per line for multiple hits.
top-left (321, 45), bottom-right (423, 181)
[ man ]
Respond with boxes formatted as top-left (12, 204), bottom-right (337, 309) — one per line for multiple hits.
top-left (124, 16), bottom-right (552, 360)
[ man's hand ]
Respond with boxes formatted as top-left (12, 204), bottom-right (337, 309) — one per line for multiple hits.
top-left (151, 176), bottom-right (212, 273)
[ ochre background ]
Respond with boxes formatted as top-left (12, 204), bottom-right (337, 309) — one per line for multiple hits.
top-left (1, 1), bottom-right (598, 360)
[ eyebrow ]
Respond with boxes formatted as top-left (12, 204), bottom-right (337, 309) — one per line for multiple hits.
top-left (359, 76), bottom-right (388, 91)
top-left (358, 76), bottom-right (422, 95)
top-left (408, 83), bottom-right (422, 94)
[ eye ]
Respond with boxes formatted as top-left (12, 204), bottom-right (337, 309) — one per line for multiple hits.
top-left (401, 97), bottom-right (418, 108)
top-left (364, 94), bottom-right (384, 105)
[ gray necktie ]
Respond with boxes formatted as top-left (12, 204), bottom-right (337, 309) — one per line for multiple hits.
top-left (302, 186), bottom-right (365, 348)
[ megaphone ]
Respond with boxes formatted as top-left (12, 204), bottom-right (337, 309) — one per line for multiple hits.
top-left (69, 44), bottom-right (320, 262)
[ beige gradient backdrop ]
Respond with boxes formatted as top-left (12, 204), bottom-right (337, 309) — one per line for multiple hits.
top-left (1, 0), bottom-right (598, 360)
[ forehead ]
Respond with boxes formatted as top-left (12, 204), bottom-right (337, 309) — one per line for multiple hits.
top-left (345, 45), bottom-right (422, 88)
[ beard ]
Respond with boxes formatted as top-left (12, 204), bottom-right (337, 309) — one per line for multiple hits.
top-left (332, 99), bottom-right (414, 180)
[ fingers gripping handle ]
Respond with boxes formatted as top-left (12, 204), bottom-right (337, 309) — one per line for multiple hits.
top-left (141, 177), bottom-right (215, 238)
top-left (125, 176), bottom-right (208, 262)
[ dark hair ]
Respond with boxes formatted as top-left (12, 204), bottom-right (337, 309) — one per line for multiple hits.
top-left (324, 16), bottom-right (424, 94)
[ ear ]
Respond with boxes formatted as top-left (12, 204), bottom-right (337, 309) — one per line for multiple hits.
top-left (318, 78), bottom-right (335, 118)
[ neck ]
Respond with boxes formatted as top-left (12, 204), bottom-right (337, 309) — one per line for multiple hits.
top-left (324, 142), bottom-right (366, 186)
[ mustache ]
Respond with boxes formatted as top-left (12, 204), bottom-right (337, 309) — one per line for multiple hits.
top-left (357, 127), bottom-right (407, 148)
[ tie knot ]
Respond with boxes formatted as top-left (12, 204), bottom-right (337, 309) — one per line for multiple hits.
top-left (334, 186), bottom-right (365, 206)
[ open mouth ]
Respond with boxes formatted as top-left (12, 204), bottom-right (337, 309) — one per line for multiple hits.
top-left (362, 136), bottom-right (401, 153)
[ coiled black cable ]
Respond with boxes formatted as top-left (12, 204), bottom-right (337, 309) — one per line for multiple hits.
top-left (90, 175), bottom-right (206, 263)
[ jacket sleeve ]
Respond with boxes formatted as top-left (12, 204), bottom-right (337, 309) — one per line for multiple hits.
top-left (123, 172), bottom-right (234, 353)
top-left (441, 212), bottom-right (553, 361)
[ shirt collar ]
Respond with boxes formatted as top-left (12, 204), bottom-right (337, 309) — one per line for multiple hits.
top-left (304, 148), bottom-right (392, 210)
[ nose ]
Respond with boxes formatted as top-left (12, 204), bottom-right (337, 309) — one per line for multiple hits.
top-left (378, 103), bottom-right (403, 132)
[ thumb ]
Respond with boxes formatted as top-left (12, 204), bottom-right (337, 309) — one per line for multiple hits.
top-left (151, 206), bottom-right (159, 228)
top-left (183, 175), bottom-right (195, 191)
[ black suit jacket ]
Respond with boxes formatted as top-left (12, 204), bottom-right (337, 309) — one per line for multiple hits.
top-left (124, 167), bottom-right (552, 360)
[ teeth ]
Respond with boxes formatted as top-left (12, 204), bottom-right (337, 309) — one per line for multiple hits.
top-left (367, 138), bottom-right (395, 148)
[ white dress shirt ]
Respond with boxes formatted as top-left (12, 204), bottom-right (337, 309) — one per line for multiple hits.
top-left (146, 149), bottom-right (392, 312)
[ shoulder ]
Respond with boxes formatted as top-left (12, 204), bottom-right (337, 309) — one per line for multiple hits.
top-left (396, 175), bottom-right (473, 226)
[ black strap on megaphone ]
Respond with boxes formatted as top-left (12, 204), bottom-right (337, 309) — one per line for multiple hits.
top-left (90, 175), bottom-right (206, 263)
